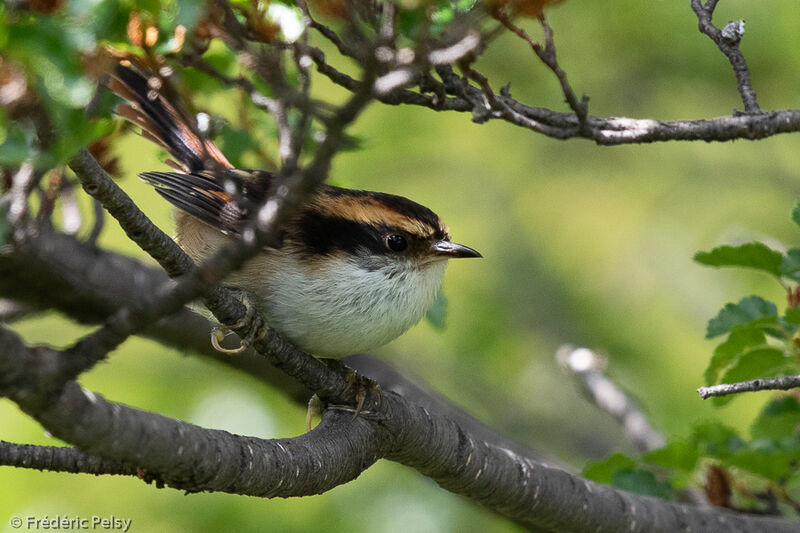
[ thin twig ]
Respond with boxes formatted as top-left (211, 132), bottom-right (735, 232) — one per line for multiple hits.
top-left (698, 375), bottom-right (800, 399)
top-left (690, 0), bottom-right (761, 114)
top-left (86, 198), bottom-right (105, 246)
top-left (496, 14), bottom-right (588, 126)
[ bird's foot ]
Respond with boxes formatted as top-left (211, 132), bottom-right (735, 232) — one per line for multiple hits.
top-left (344, 370), bottom-right (383, 420)
top-left (210, 295), bottom-right (267, 354)
top-left (319, 359), bottom-right (383, 421)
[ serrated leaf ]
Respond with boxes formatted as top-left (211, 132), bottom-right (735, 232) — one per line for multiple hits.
top-left (694, 243), bottom-right (783, 278)
top-left (713, 348), bottom-right (794, 406)
top-left (425, 290), bottom-right (447, 330)
top-left (582, 453), bottom-right (636, 484)
top-left (704, 326), bottom-right (766, 385)
top-left (612, 469), bottom-right (673, 500)
top-left (706, 296), bottom-right (777, 338)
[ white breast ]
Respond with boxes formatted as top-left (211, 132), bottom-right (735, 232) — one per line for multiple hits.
top-left (232, 250), bottom-right (447, 358)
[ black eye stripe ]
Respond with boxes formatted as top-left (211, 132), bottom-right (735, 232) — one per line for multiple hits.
top-left (298, 212), bottom-right (385, 256)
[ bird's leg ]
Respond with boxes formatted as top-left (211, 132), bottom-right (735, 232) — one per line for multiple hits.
top-left (210, 293), bottom-right (267, 354)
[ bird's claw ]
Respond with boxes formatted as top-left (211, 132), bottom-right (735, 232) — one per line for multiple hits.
top-left (306, 394), bottom-right (323, 432)
top-left (306, 360), bottom-right (384, 428)
top-left (210, 295), bottom-right (267, 354)
top-left (341, 366), bottom-right (383, 420)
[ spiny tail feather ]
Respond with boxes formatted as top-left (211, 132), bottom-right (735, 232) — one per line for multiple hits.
top-left (140, 171), bottom-right (244, 233)
top-left (109, 63), bottom-right (231, 173)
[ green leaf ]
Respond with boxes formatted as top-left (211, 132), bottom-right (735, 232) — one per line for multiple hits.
top-left (0, 124), bottom-right (38, 166)
top-left (781, 249), bottom-right (800, 281)
top-left (644, 440), bottom-right (699, 472)
top-left (727, 438), bottom-right (800, 481)
top-left (775, 316), bottom-right (799, 339)
top-left (612, 469), bottom-right (673, 500)
top-left (694, 243), bottom-right (783, 278)
top-left (786, 307), bottom-right (800, 325)
top-left (706, 296), bottom-right (777, 338)
top-left (704, 326), bottom-right (766, 385)
top-left (425, 290), bottom-right (448, 330)
top-left (692, 421), bottom-right (745, 458)
top-left (397, 6), bottom-right (425, 38)
top-left (713, 348), bottom-right (794, 406)
top-left (718, 348), bottom-right (790, 384)
top-left (785, 469), bottom-right (800, 502)
top-left (582, 453), bottom-right (636, 484)
top-left (751, 397), bottom-right (800, 440)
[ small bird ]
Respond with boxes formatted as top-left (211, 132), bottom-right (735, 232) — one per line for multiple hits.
top-left (110, 62), bottom-right (481, 358)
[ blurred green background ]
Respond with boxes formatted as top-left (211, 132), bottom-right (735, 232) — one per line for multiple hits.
top-left (4, 0), bottom-right (800, 531)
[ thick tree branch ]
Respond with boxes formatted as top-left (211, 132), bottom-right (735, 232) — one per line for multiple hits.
top-left (0, 441), bottom-right (137, 477)
top-left (2, 323), bottom-right (796, 532)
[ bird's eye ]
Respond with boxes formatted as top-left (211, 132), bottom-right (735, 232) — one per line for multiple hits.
top-left (386, 234), bottom-right (407, 252)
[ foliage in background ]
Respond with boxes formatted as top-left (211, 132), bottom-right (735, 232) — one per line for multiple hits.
top-left (585, 202), bottom-right (800, 514)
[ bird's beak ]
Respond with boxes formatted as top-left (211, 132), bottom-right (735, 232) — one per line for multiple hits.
top-left (430, 240), bottom-right (482, 259)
